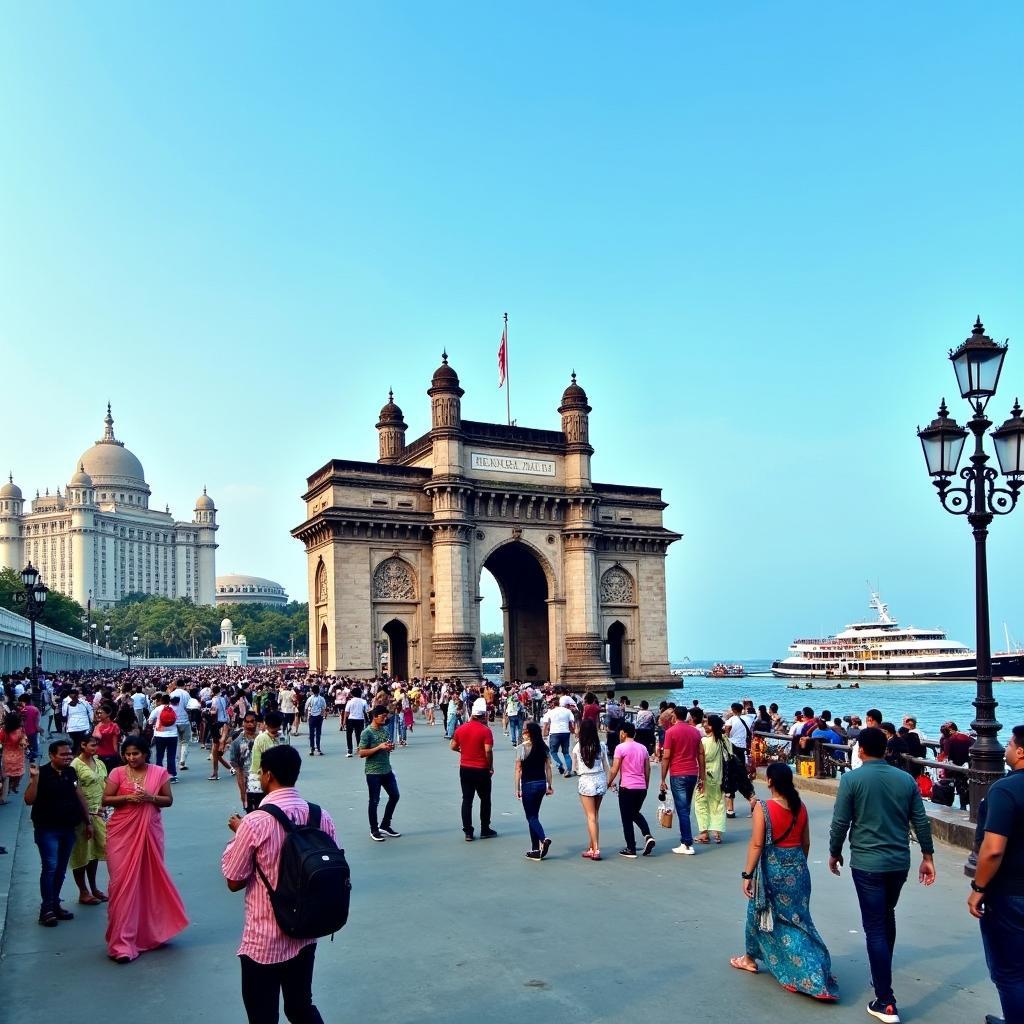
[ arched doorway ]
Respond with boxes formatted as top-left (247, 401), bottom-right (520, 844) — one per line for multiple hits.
top-left (608, 621), bottom-right (627, 678)
top-left (382, 619), bottom-right (409, 681)
top-left (482, 542), bottom-right (551, 682)
top-left (318, 622), bottom-right (328, 673)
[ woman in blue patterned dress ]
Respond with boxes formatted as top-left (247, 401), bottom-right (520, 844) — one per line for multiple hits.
top-left (729, 762), bottom-right (838, 1001)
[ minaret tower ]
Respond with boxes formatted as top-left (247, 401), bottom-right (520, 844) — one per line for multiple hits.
top-left (0, 472), bottom-right (25, 573)
top-left (558, 373), bottom-right (610, 686)
top-left (375, 390), bottom-right (408, 464)
top-left (425, 352), bottom-right (476, 679)
top-left (67, 463), bottom-right (97, 606)
top-left (193, 487), bottom-right (219, 606)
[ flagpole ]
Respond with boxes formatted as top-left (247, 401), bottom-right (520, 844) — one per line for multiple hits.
top-left (504, 311), bottom-right (511, 426)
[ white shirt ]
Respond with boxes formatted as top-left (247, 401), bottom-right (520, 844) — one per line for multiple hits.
top-left (149, 706), bottom-right (179, 738)
top-left (725, 714), bottom-right (753, 750)
top-left (169, 688), bottom-right (191, 724)
top-left (541, 706), bottom-right (574, 736)
top-left (63, 699), bottom-right (93, 732)
top-left (344, 697), bottom-right (367, 721)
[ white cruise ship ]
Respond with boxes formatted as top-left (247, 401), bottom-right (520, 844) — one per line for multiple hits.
top-left (772, 594), bottom-right (1024, 680)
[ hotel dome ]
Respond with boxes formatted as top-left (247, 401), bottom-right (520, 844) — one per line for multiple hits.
top-left (216, 574), bottom-right (289, 607)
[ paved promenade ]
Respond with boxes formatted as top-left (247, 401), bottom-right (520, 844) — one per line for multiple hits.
top-left (0, 725), bottom-right (997, 1024)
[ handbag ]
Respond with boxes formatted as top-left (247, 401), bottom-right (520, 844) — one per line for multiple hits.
top-left (657, 791), bottom-right (674, 829)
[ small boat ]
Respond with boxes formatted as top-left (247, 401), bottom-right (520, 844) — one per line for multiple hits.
top-left (709, 663), bottom-right (747, 678)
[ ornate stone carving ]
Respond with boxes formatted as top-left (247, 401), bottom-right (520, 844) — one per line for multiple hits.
top-left (372, 557), bottom-right (416, 601)
top-left (600, 566), bottom-right (635, 604)
top-left (315, 563), bottom-right (328, 605)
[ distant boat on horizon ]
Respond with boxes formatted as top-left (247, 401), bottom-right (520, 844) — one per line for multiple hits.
top-left (772, 592), bottom-right (1024, 680)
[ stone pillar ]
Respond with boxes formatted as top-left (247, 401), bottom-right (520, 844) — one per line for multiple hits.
top-left (560, 499), bottom-right (611, 687)
top-left (428, 522), bottom-right (478, 680)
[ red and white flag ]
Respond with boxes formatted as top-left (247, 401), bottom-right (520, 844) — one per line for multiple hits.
top-left (498, 325), bottom-right (507, 387)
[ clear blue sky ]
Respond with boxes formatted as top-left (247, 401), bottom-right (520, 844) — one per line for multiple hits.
top-left (3, 4), bottom-right (1023, 658)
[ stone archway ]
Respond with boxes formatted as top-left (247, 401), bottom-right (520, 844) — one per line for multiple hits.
top-left (607, 620), bottom-right (627, 678)
top-left (482, 541), bottom-right (551, 682)
top-left (382, 618), bottom-right (409, 681)
top-left (318, 622), bottom-right (328, 673)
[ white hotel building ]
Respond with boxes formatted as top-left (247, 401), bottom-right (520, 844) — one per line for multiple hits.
top-left (0, 406), bottom-right (217, 608)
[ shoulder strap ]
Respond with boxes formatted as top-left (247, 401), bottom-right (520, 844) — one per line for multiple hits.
top-left (306, 803), bottom-right (322, 829)
top-left (258, 802), bottom-right (295, 833)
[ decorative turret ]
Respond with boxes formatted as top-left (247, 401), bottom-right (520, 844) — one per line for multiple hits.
top-left (193, 487), bottom-right (219, 606)
top-left (67, 462), bottom-right (95, 506)
top-left (194, 486), bottom-right (216, 522)
top-left (376, 389), bottom-right (408, 464)
top-left (559, 371), bottom-right (593, 488)
top-left (427, 351), bottom-right (464, 432)
top-left (0, 472), bottom-right (24, 573)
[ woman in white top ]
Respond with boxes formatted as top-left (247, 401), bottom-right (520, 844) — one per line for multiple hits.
top-left (571, 717), bottom-right (610, 860)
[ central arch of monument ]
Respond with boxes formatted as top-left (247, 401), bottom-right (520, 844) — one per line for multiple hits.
top-left (293, 356), bottom-right (680, 685)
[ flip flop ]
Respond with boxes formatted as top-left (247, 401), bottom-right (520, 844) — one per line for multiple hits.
top-left (695, 835), bottom-right (710, 844)
top-left (92, 891), bottom-right (108, 901)
top-left (730, 957), bottom-right (759, 974)
top-left (79, 894), bottom-right (102, 905)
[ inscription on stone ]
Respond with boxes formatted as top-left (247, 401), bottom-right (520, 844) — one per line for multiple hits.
top-left (470, 452), bottom-right (556, 477)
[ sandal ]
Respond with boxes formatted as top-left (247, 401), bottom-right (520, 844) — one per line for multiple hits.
top-left (713, 833), bottom-right (722, 844)
top-left (208, 775), bottom-right (219, 781)
top-left (92, 891), bottom-right (108, 901)
top-left (729, 956), bottom-right (759, 974)
top-left (695, 833), bottom-right (710, 844)
top-left (79, 894), bottom-right (102, 905)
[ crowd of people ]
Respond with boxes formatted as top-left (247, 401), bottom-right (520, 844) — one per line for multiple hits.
top-left (0, 666), bottom-right (1020, 1024)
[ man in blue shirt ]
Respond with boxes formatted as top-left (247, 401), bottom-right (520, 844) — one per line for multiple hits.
top-left (969, 723), bottom-right (1024, 1024)
top-left (305, 686), bottom-right (327, 756)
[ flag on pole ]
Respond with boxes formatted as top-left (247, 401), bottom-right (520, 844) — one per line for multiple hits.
top-left (498, 324), bottom-right (508, 387)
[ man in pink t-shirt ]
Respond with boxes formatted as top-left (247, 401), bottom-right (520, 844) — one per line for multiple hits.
top-left (607, 721), bottom-right (655, 858)
top-left (659, 705), bottom-right (706, 855)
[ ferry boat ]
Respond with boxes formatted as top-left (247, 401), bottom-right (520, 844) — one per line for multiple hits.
top-left (772, 594), bottom-right (1024, 680)
top-left (709, 663), bottom-right (747, 678)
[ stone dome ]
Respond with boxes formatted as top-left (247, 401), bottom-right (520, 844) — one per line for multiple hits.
top-left (69, 463), bottom-right (93, 488)
top-left (220, 617), bottom-right (233, 631)
top-left (377, 389), bottom-right (405, 425)
top-left (0, 472), bottom-right (22, 500)
top-left (216, 574), bottom-right (289, 607)
top-left (559, 371), bottom-right (590, 409)
top-left (430, 351), bottom-right (460, 388)
top-left (195, 487), bottom-right (215, 510)
top-left (77, 404), bottom-right (148, 489)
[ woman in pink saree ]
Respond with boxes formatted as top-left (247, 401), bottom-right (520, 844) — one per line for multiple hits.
top-left (101, 735), bottom-right (188, 962)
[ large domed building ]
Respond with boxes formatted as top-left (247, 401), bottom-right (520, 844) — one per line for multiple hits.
top-left (0, 405), bottom-right (218, 608)
top-left (216, 574), bottom-right (289, 607)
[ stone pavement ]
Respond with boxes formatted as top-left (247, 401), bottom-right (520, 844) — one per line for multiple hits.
top-left (0, 724), bottom-right (997, 1024)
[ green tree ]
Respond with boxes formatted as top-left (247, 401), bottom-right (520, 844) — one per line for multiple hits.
top-left (0, 566), bottom-right (86, 637)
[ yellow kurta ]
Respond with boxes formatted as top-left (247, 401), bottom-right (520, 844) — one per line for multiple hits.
top-left (70, 756), bottom-right (108, 869)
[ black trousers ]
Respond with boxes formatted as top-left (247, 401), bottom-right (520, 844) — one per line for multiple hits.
top-left (725, 750), bottom-right (755, 801)
top-left (618, 787), bottom-right (651, 851)
top-left (308, 716), bottom-right (323, 752)
top-left (345, 719), bottom-right (364, 754)
top-left (240, 944), bottom-right (324, 1024)
top-left (366, 771), bottom-right (400, 833)
top-left (460, 766), bottom-right (491, 835)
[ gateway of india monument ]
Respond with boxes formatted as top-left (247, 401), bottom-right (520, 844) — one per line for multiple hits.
top-left (292, 354), bottom-right (680, 686)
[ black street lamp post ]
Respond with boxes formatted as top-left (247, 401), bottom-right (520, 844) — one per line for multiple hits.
top-left (918, 317), bottom-right (1024, 822)
top-left (13, 562), bottom-right (48, 700)
top-left (126, 633), bottom-right (139, 670)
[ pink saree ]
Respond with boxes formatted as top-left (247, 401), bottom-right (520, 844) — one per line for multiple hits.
top-left (105, 764), bottom-right (189, 960)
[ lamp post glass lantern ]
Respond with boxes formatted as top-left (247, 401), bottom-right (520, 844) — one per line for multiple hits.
top-left (15, 561), bottom-right (48, 697)
top-left (918, 318), bottom-right (1024, 837)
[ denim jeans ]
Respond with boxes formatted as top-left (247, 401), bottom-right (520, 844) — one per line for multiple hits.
top-left (520, 779), bottom-right (547, 850)
top-left (509, 714), bottom-right (523, 745)
top-left (308, 715), bottom-right (323, 753)
top-left (669, 774), bottom-right (698, 846)
top-left (851, 867), bottom-right (908, 1003)
top-left (154, 735), bottom-right (178, 776)
top-left (397, 716), bottom-right (408, 743)
top-left (34, 826), bottom-right (76, 916)
top-left (980, 890), bottom-right (1024, 1024)
top-left (366, 771), bottom-right (400, 834)
top-left (548, 733), bottom-right (571, 773)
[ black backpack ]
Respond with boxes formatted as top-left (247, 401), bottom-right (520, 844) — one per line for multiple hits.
top-left (255, 803), bottom-right (351, 938)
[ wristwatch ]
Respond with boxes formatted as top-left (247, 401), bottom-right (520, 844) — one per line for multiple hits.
top-left (741, 870), bottom-right (754, 880)
top-left (970, 880), bottom-right (987, 894)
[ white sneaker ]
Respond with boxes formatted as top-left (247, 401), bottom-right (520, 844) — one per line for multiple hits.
top-left (672, 844), bottom-right (696, 855)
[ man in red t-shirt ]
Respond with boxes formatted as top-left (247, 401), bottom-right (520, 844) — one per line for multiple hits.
top-left (450, 697), bottom-right (496, 841)
top-left (658, 706), bottom-right (706, 855)
top-left (17, 695), bottom-right (41, 763)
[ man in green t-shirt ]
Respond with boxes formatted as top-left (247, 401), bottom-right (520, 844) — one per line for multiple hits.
top-left (247, 711), bottom-right (284, 806)
top-left (359, 706), bottom-right (401, 842)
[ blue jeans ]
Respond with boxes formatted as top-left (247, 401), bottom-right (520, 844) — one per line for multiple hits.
top-left (669, 774), bottom-right (698, 846)
top-left (308, 715), bottom-right (323, 752)
top-left (521, 779), bottom-right (547, 850)
top-left (366, 771), bottom-right (400, 834)
top-left (509, 714), bottom-right (523, 745)
top-left (154, 735), bottom-right (178, 777)
top-left (549, 733), bottom-right (571, 773)
top-left (851, 867), bottom-right (908, 1003)
top-left (981, 890), bottom-right (1024, 1024)
top-left (34, 827), bottom-right (76, 916)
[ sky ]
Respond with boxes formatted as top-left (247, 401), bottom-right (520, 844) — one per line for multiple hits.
top-left (2, 3), bottom-right (1023, 659)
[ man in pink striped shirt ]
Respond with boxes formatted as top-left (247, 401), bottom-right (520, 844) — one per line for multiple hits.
top-left (221, 745), bottom-right (336, 1024)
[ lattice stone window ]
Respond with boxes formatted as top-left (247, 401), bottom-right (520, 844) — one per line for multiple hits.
top-left (372, 557), bottom-right (416, 600)
top-left (600, 566), bottom-right (635, 604)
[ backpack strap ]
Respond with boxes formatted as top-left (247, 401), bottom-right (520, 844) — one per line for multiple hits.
top-left (257, 802), bottom-right (295, 832)
top-left (307, 803), bottom-right (322, 829)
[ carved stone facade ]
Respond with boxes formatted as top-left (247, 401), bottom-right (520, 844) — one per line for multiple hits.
top-left (293, 355), bottom-right (680, 684)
